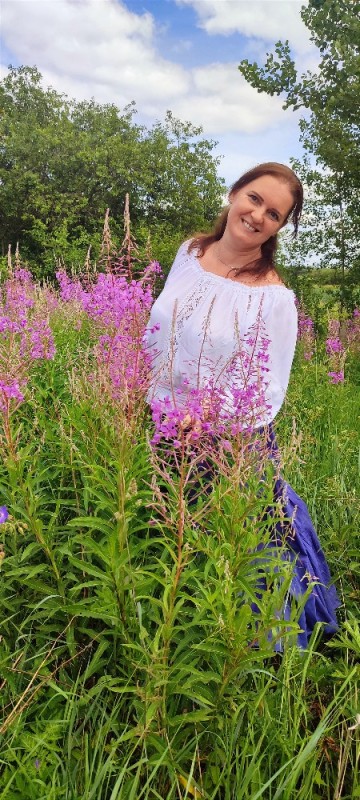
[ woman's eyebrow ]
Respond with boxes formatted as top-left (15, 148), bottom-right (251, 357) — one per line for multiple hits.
top-left (249, 190), bottom-right (282, 217)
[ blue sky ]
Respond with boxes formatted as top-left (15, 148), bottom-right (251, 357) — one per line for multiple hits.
top-left (0, 0), bottom-right (316, 186)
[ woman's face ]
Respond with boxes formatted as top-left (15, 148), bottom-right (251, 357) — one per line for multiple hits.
top-left (226, 174), bottom-right (294, 250)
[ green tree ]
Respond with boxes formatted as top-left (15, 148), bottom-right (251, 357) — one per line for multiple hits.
top-left (280, 157), bottom-right (360, 308)
top-left (0, 66), bottom-right (225, 276)
top-left (238, 0), bottom-right (359, 303)
top-left (238, 0), bottom-right (359, 192)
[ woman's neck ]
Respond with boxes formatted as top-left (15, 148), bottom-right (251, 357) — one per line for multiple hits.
top-left (215, 238), bottom-right (262, 270)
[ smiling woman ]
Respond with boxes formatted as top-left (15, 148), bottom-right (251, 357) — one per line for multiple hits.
top-left (189, 161), bottom-right (303, 284)
top-left (145, 161), bottom-right (340, 649)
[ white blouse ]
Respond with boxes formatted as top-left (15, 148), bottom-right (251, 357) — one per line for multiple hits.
top-left (144, 241), bottom-right (298, 427)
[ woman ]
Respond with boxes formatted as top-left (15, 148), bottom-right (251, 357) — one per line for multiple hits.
top-left (144, 162), bottom-right (340, 648)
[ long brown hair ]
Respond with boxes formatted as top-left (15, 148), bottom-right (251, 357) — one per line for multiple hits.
top-left (188, 162), bottom-right (303, 279)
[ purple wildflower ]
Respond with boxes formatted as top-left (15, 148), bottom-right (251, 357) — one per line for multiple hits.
top-left (297, 306), bottom-right (315, 361)
top-left (328, 370), bottom-right (344, 384)
top-left (148, 311), bottom-right (271, 447)
top-left (56, 262), bottom-right (161, 410)
top-left (326, 337), bottom-right (343, 356)
top-left (0, 506), bottom-right (8, 524)
top-left (325, 319), bottom-right (347, 384)
top-left (0, 268), bottom-right (56, 426)
top-left (0, 380), bottom-right (25, 411)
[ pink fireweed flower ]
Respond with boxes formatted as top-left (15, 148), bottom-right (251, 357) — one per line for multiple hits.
top-left (56, 269), bottom-right (85, 305)
top-left (149, 379), bottom-right (268, 447)
top-left (58, 270), bottom-right (154, 332)
top-left (328, 370), bottom-right (344, 384)
top-left (148, 314), bottom-right (271, 447)
top-left (19, 319), bottom-right (56, 360)
top-left (40, 287), bottom-right (59, 314)
top-left (0, 380), bottom-right (25, 411)
top-left (297, 304), bottom-right (315, 361)
top-left (58, 264), bottom-right (160, 408)
top-left (326, 337), bottom-right (344, 355)
top-left (140, 260), bottom-right (163, 285)
top-left (325, 319), bottom-right (347, 385)
top-left (0, 267), bottom-right (56, 423)
top-left (3, 269), bottom-right (35, 321)
top-left (328, 319), bottom-right (340, 338)
top-left (29, 320), bottom-right (56, 360)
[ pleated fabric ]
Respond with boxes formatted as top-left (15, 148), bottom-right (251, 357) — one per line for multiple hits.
top-left (256, 424), bottom-right (340, 648)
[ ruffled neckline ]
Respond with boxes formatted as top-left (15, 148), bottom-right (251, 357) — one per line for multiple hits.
top-left (186, 247), bottom-right (294, 295)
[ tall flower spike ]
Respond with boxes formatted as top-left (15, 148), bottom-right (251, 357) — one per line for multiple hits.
top-left (15, 242), bottom-right (21, 271)
top-left (7, 244), bottom-right (12, 276)
top-left (297, 303), bottom-right (315, 361)
top-left (57, 258), bottom-right (156, 412)
top-left (326, 319), bottom-right (346, 384)
top-left (0, 267), bottom-right (56, 450)
top-left (98, 208), bottom-right (117, 274)
top-left (116, 193), bottom-right (141, 280)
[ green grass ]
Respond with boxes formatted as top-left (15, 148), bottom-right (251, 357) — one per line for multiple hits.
top-left (0, 308), bottom-right (359, 799)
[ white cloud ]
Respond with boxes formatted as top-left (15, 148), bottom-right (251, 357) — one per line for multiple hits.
top-left (1, 0), bottom-right (190, 103)
top-left (0, 0), bottom-right (298, 138)
top-left (176, 0), bottom-right (313, 54)
top-left (172, 63), bottom-right (285, 134)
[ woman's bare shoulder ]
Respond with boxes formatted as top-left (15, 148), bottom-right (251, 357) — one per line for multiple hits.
top-left (264, 270), bottom-right (286, 286)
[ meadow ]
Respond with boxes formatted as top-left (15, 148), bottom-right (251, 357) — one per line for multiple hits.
top-left (0, 243), bottom-right (359, 800)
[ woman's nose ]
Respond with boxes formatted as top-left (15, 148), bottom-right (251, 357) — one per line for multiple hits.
top-left (251, 206), bottom-right (265, 223)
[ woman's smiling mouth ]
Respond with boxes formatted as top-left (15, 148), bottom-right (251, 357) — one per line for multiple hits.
top-left (242, 218), bottom-right (258, 232)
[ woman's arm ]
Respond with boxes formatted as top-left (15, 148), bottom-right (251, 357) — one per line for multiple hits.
top-left (265, 292), bottom-right (298, 418)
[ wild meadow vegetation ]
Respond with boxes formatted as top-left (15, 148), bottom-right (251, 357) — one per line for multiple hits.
top-left (0, 4), bottom-right (359, 794)
top-left (0, 223), bottom-right (359, 800)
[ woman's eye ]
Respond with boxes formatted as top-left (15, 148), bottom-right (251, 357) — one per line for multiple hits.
top-left (249, 194), bottom-right (258, 202)
top-left (269, 210), bottom-right (279, 221)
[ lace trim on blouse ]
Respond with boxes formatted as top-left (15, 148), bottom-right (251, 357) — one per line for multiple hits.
top-left (172, 242), bottom-right (295, 295)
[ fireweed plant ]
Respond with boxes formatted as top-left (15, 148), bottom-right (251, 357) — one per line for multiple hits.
top-left (0, 266), bottom-right (55, 453)
top-left (0, 231), bottom-right (358, 797)
top-left (326, 319), bottom-right (346, 385)
top-left (297, 303), bottom-right (316, 362)
top-left (56, 261), bottom-right (162, 420)
top-left (297, 302), bottom-right (360, 385)
top-left (325, 311), bottom-right (360, 384)
top-left (57, 260), bottom-right (299, 647)
top-left (148, 308), bottom-right (272, 446)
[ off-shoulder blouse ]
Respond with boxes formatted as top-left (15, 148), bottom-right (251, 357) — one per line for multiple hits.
top-left (144, 241), bottom-right (298, 426)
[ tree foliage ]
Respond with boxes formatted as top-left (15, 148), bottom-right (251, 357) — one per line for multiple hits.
top-left (238, 0), bottom-right (359, 300)
top-left (0, 66), bottom-right (225, 275)
top-left (280, 158), bottom-right (360, 309)
top-left (239, 0), bottom-right (359, 191)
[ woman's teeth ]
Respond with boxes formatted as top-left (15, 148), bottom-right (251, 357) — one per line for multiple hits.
top-left (243, 220), bottom-right (257, 232)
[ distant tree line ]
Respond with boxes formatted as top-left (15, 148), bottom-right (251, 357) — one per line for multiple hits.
top-left (0, 66), bottom-right (225, 277)
top-left (2, 0), bottom-right (359, 310)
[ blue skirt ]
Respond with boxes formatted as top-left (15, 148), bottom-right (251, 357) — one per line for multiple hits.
top-left (261, 424), bottom-right (340, 647)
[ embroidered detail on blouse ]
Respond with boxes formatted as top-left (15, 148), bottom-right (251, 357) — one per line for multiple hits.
top-left (167, 276), bottom-right (213, 365)
top-left (175, 243), bottom-right (295, 296)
